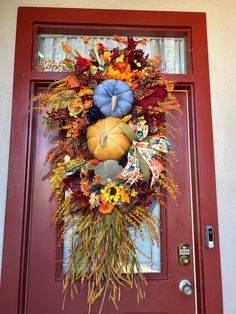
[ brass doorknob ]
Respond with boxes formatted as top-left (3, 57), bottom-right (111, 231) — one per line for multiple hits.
top-left (179, 279), bottom-right (193, 296)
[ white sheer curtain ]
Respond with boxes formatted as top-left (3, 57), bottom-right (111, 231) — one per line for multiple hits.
top-left (37, 34), bottom-right (187, 74)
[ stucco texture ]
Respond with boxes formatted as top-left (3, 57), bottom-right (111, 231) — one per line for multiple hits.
top-left (0, 1), bottom-right (236, 313)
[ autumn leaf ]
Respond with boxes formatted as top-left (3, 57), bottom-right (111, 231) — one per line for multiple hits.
top-left (135, 39), bottom-right (148, 46)
top-left (82, 36), bottom-right (91, 44)
top-left (62, 43), bottom-right (72, 54)
top-left (74, 50), bottom-right (82, 58)
top-left (112, 36), bottom-right (148, 46)
top-left (112, 35), bottom-right (128, 45)
top-left (64, 58), bottom-right (73, 63)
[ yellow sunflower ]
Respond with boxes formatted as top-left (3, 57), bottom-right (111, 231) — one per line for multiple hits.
top-left (101, 182), bottom-right (120, 203)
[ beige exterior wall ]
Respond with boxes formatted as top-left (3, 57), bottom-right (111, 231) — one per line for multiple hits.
top-left (0, 1), bottom-right (235, 313)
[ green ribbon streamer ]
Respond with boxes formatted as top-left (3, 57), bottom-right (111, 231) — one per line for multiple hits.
top-left (137, 150), bottom-right (150, 182)
top-left (119, 124), bottom-right (138, 142)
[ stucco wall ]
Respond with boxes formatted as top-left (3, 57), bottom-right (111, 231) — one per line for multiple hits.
top-left (0, 0), bottom-right (236, 313)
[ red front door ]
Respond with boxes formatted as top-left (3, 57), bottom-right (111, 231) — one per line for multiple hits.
top-left (25, 87), bottom-right (195, 314)
top-left (0, 8), bottom-right (223, 314)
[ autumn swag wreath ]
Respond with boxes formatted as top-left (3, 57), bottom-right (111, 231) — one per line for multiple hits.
top-left (34, 35), bottom-right (180, 312)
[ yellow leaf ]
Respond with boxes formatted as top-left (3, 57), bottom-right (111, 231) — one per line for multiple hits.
top-left (122, 114), bottom-right (132, 122)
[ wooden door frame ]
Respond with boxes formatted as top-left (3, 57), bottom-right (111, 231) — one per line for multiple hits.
top-left (0, 7), bottom-right (223, 314)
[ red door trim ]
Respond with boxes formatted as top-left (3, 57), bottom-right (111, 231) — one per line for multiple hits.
top-left (0, 7), bottom-right (223, 314)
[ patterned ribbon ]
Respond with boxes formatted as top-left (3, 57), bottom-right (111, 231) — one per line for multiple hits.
top-left (119, 123), bottom-right (170, 187)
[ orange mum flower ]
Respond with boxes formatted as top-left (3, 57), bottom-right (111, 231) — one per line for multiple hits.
top-left (103, 62), bottom-right (133, 85)
top-left (99, 202), bottom-right (114, 214)
top-left (65, 75), bottom-right (80, 89)
top-left (93, 175), bottom-right (102, 184)
top-left (113, 61), bottom-right (129, 73)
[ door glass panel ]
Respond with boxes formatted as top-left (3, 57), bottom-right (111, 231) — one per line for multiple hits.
top-left (129, 200), bottom-right (161, 272)
top-left (62, 200), bottom-right (161, 274)
top-left (37, 34), bottom-right (187, 74)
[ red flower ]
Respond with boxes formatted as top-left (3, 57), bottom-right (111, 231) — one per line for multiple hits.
top-left (74, 57), bottom-right (90, 74)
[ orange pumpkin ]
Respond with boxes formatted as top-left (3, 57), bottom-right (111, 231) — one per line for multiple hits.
top-left (86, 117), bottom-right (131, 161)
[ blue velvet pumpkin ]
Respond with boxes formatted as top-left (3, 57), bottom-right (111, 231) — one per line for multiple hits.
top-left (93, 79), bottom-right (134, 118)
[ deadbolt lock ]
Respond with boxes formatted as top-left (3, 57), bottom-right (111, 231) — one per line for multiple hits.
top-left (178, 243), bottom-right (191, 265)
top-left (180, 255), bottom-right (190, 265)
